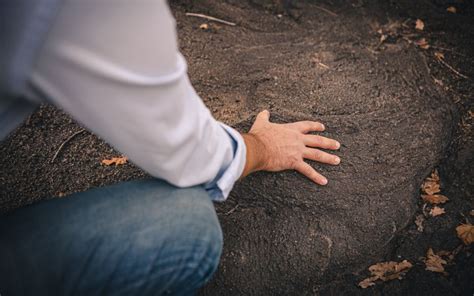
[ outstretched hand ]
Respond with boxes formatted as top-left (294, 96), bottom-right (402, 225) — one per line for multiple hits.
top-left (240, 110), bottom-right (340, 185)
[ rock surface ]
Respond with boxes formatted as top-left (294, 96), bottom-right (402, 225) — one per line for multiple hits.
top-left (173, 1), bottom-right (455, 293)
top-left (1, 0), bottom-right (466, 295)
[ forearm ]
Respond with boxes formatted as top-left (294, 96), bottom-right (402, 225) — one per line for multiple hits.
top-left (29, 0), bottom-right (247, 200)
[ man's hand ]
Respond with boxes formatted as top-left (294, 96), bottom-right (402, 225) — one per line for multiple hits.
top-left (241, 110), bottom-right (340, 185)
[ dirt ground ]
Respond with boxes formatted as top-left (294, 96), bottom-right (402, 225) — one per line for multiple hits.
top-left (0, 0), bottom-right (473, 295)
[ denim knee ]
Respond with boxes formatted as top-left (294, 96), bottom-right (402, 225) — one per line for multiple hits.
top-left (0, 180), bottom-right (224, 296)
top-left (165, 187), bottom-right (224, 291)
top-left (186, 215), bottom-right (223, 286)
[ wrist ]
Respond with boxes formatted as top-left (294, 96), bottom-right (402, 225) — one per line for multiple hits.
top-left (240, 133), bottom-right (267, 179)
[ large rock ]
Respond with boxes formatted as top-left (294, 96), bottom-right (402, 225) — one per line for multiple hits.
top-left (172, 1), bottom-right (455, 294)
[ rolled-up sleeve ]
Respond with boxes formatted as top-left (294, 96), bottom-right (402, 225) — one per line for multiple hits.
top-left (29, 0), bottom-right (246, 200)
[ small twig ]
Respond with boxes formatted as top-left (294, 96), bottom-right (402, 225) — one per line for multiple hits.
top-left (436, 57), bottom-right (469, 79)
top-left (224, 204), bottom-right (239, 216)
top-left (185, 12), bottom-right (236, 26)
top-left (51, 129), bottom-right (86, 163)
top-left (318, 62), bottom-right (330, 69)
top-left (430, 46), bottom-right (468, 57)
top-left (422, 203), bottom-right (429, 218)
top-left (313, 4), bottom-right (338, 17)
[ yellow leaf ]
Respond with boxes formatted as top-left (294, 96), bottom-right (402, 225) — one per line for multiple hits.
top-left (421, 194), bottom-right (449, 204)
top-left (358, 260), bottom-right (412, 288)
top-left (430, 206), bottom-right (446, 217)
top-left (447, 6), bottom-right (457, 13)
top-left (425, 248), bottom-right (447, 273)
top-left (456, 224), bottom-right (474, 245)
top-left (102, 156), bottom-right (128, 166)
top-left (415, 19), bottom-right (425, 31)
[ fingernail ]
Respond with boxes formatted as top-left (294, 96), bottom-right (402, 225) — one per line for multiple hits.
top-left (321, 178), bottom-right (328, 185)
top-left (334, 157), bottom-right (341, 164)
top-left (320, 123), bottom-right (325, 130)
top-left (335, 141), bottom-right (341, 149)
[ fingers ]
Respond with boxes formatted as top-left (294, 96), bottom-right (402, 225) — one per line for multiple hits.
top-left (303, 135), bottom-right (340, 150)
top-left (294, 161), bottom-right (328, 185)
top-left (285, 121), bottom-right (325, 133)
top-left (303, 148), bottom-right (340, 165)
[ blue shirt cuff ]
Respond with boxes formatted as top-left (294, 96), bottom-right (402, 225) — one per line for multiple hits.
top-left (204, 122), bottom-right (246, 201)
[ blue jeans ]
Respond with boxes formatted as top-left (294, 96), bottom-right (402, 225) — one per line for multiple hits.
top-left (0, 179), bottom-right (223, 295)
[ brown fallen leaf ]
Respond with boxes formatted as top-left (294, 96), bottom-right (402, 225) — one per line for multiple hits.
top-left (447, 6), bottom-right (457, 13)
top-left (359, 276), bottom-right (378, 289)
top-left (425, 248), bottom-right (448, 273)
top-left (199, 23), bottom-right (209, 30)
top-left (415, 38), bottom-right (430, 50)
top-left (415, 19), bottom-right (425, 31)
top-left (358, 260), bottom-right (413, 288)
top-left (437, 247), bottom-right (460, 263)
top-left (456, 224), bottom-right (474, 245)
top-left (421, 170), bottom-right (441, 195)
top-left (422, 194), bottom-right (449, 204)
top-left (430, 206), bottom-right (446, 217)
top-left (102, 156), bottom-right (128, 166)
top-left (435, 51), bottom-right (445, 60)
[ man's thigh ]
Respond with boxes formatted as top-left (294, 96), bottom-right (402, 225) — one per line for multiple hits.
top-left (0, 179), bottom-right (222, 296)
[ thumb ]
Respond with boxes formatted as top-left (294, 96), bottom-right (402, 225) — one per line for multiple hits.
top-left (256, 110), bottom-right (270, 122)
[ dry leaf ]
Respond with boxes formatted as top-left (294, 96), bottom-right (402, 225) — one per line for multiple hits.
top-left (358, 260), bottom-right (412, 288)
top-left (447, 6), bottom-right (457, 13)
top-left (437, 249), bottom-right (455, 262)
top-left (422, 194), bottom-right (449, 204)
top-left (415, 38), bottom-right (430, 50)
top-left (422, 180), bottom-right (440, 195)
top-left (359, 276), bottom-right (378, 289)
top-left (456, 224), bottom-right (474, 245)
top-left (430, 206), bottom-right (446, 217)
top-left (415, 214), bottom-right (425, 232)
top-left (415, 19), bottom-right (425, 31)
top-left (426, 169), bottom-right (440, 182)
top-left (421, 170), bottom-right (441, 195)
top-left (425, 248), bottom-right (447, 273)
top-left (435, 52), bottom-right (445, 60)
top-left (102, 156), bottom-right (128, 166)
top-left (199, 23), bottom-right (209, 30)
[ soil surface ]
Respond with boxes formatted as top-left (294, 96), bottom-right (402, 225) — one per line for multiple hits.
top-left (1, 0), bottom-right (473, 295)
